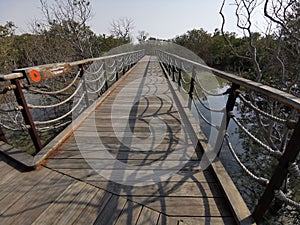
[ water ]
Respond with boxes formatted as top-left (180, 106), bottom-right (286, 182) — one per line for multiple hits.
top-left (185, 80), bottom-right (300, 225)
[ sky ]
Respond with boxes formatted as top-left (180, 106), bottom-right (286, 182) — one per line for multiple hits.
top-left (0, 0), bottom-right (266, 40)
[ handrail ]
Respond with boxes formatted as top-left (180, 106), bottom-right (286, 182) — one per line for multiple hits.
top-left (0, 50), bottom-right (145, 154)
top-left (158, 50), bottom-right (300, 111)
top-left (157, 50), bottom-right (300, 224)
top-left (0, 72), bottom-right (23, 81)
top-left (12, 50), bottom-right (143, 74)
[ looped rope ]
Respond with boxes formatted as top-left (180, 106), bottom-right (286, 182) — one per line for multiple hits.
top-left (28, 82), bottom-right (83, 109)
top-left (225, 133), bottom-right (269, 186)
top-left (238, 94), bottom-right (292, 126)
top-left (274, 190), bottom-right (300, 209)
top-left (229, 111), bottom-right (283, 159)
top-left (288, 162), bottom-right (300, 179)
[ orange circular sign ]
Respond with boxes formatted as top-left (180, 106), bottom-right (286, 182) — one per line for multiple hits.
top-left (29, 69), bottom-right (41, 82)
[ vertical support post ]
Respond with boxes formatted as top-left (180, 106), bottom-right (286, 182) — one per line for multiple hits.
top-left (217, 83), bottom-right (240, 156)
top-left (103, 60), bottom-right (109, 91)
top-left (116, 71), bottom-right (119, 81)
top-left (252, 118), bottom-right (300, 223)
top-left (122, 57), bottom-right (126, 75)
top-left (11, 78), bottom-right (42, 153)
top-left (178, 69), bottom-right (182, 87)
top-left (79, 65), bottom-right (90, 107)
top-left (225, 83), bottom-right (240, 127)
top-left (188, 66), bottom-right (196, 109)
top-left (0, 126), bottom-right (7, 143)
top-left (171, 66), bottom-right (175, 82)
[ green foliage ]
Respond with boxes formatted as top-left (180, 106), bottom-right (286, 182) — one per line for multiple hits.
top-left (0, 21), bottom-right (16, 38)
top-left (0, 23), bottom-right (127, 74)
top-left (173, 26), bottom-right (299, 94)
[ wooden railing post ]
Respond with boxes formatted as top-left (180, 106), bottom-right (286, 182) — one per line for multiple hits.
top-left (11, 78), bottom-right (42, 153)
top-left (252, 118), bottom-right (300, 223)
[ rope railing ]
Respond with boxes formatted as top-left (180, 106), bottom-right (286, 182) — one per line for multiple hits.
top-left (26, 68), bottom-right (82, 95)
top-left (225, 133), bottom-right (269, 186)
top-left (86, 80), bottom-right (106, 94)
top-left (0, 49), bottom-right (145, 154)
top-left (83, 63), bottom-right (104, 76)
top-left (274, 190), bottom-right (300, 209)
top-left (157, 50), bottom-right (300, 223)
top-left (238, 93), bottom-right (289, 124)
top-left (229, 111), bottom-right (283, 158)
top-left (28, 82), bottom-right (83, 109)
top-left (34, 93), bottom-right (86, 125)
top-left (84, 71), bottom-right (105, 83)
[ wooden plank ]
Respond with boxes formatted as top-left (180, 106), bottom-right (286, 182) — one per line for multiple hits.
top-left (72, 190), bottom-right (112, 225)
top-left (0, 169), bottom-right (52, 210)
top-left (0, 161), bottom-right (22, 186)
top-left (51, 168), bottom-right (216, 183)
top-left (174, 216), bottom-right (236, 225)
top-left (130, 196), bottom-right (232, 217)
top-left (78, 180), bottom-right (222, 198)
top-left (53, 184), bottom-right (97, 225)
top-left (0, 172), bottom-right (73, 225)
top-left (31, 181), bottom-right (85, 225)
top-left (114, 200), bottom-right (143, 225)
top-left (93, 194), bottom-right (127, 225)
top-left (157, 214), bottom-right (179, 225)
top-left (211, 160), bottom-right (255, 225)
top-left (136, 206), bottom-right (160, 225)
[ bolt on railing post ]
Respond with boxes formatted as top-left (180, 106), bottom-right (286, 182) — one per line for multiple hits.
top-left (0, 126), bottom-right (7, 143)
top-left (11, 78), bottom-right (42, 153)
top-left (79, 65), bottom-right (90, 107)
top-left (252, 117), bottom-right (300, 223)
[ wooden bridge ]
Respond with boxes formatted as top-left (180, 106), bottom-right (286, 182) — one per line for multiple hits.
top-left (0, 48), bottom-right (299, 224)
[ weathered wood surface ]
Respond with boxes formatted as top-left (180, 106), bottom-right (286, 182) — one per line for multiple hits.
top-left (0, 56), bottom-right (237, 225)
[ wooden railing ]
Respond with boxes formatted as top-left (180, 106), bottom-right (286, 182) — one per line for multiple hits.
top-left (157, 50), bottom-right (300, 223)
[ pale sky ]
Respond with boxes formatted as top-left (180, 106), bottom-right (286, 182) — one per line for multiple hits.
top-left (0, 0), bottom-right (266, 40)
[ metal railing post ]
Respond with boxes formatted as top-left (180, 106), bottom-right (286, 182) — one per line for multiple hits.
top-left (116, 71), bottom-right (119, 81)
top-left (188, 66), bottom-right (196, 109)
top-left (217, 83), bottom-right (240, 156)
top-left (0, 126), bottom-right (7, 143)
top-left (225, 83), bottom-right (240, 127)
top-left (171, 65), bottom-right (175, 82)
top-left (252, 118), bottom-right (300, 223)
top-left (11, 78), bottom-right (42, 153)
top-left (122, 57), bottom-right (126, 75)
top-left (178, 69), bottom-right (182, 87)
top-left (79, 65), bottom-right (90, 107)
top-left (103, 61), bottom-right (109, 91)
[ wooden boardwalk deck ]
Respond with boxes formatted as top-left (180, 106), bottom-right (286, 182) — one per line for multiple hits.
top-left (0, 56), bottom-right (239, 225)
